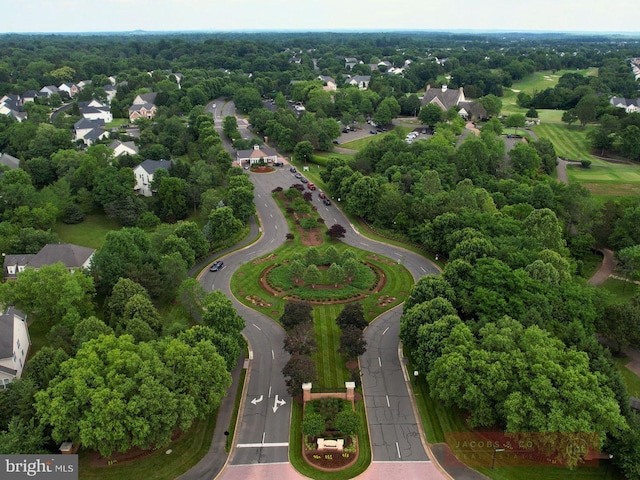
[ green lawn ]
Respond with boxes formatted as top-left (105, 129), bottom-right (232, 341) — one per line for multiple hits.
top-left (313, 306), bottom-right (350, 389)
top-left (599, 277), bottom-right (640, 304)
top-left (613, 356), bottom-right (640, 398)
top-left (565, 162), bottom-right (640, 199)
top-left (532, 123), bottom-right (597, 161)
top-left (339, 131), bottom-right (391, 150)
top-left (54, 214), bottom-right (121, 249)
top-left (77, 412), bottom-right (217, 480)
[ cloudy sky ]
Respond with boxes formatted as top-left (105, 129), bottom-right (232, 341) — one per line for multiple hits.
top-left (4, 0), bottom-right (640, 34)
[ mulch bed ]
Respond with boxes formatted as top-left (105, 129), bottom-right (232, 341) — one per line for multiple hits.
top-left (303, 436), bottom-right (358, 471)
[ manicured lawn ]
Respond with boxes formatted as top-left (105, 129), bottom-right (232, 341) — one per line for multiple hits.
top-left (566, 162), bottom-right (640, 198)
top-left (54, 214), bottom-right (121, 249)
top-left (77, 412), bottom-right (217, 480)
top-left (599, 277), bottom-right (640, 304)
top-left (339, 132), bottom-right (390, 150)
top-left (532, 123), bottom-right (597, 161)
top-left (105, 118), bottom-right (130, 129)
top-left (613, 356), bottom-right (640, 398)
top-left (313, 305), bottom-right (350, 389)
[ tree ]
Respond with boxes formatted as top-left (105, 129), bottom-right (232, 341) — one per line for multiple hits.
top-left (327, 263), bottom-right (345, 287)
top-left (0, 418), bottom-right (49, 454)
top-left (303, 264), bottom-right (321, 288)
top-left (105, 278), bottom-right (150, 328)
top-left (619, 125), bottom-right (640, 161)
top-left (0, 263), bottom-right (95, 326)
top-left (279, 301), bottom-right (313, 330)
top-left (574, 93), bottom-right (599, 127)
top-left (305, 247), bottom-right (321, 266)
top-left (327, 223), bottom-right (347, 239)
top-left (479, 94), bottom-right (503, 117)
top-left (561, 109), bottom-right (578, 126)
top-left (404, 275), bottom-right (456, 312)
top-left (226, 186), bottom-right (255, 224)
top-left (509, 142), bottom-right (542, 177)
top-left (617, 245), bottom-right (640, 285)
top-left (234, 87), bottom-right (263, 113)
top-left (400, 297), bottom-right (457, 353)
top-left (202, 290), bottom-right (245, 337)
top-left (347, 176), bottom-right (380, 220)
top-left (525, 107), bottom-right (539, 119)
top-left (222, 115), bottom-right (239, 140)
top-left (282, 354), bottom-right (317, 396)
top-left (156, 176), bottom-right (189, 222)
top-left (339, 326), bottom-right (367, 359)
top-left (206, 206), bottom-right (243, 245)
top-left (505, 113), bottom-right (526, 135)
top-left (71, 316), bottom-right (113, 350)
top-left (302, 411), bottom-right (325, 437)
top-left (336, 302), bottom-right (368, 331)
top-left (283, 322), bottom-right (317, 356)
top-left (343, 257), bottom-right (359, 282)
top-left (289, 259), bottom-right (306, 284)
top-left (294, 141), bottom-right (314, 165)
top-left (418, 103), bottom-right (444, 127)
top-left (177, 278), bottom-right (208, 319)
top-left (334, 409), bottom-right (360, 436)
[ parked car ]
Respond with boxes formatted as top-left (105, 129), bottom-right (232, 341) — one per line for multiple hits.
top-left (308, 183), bottom-right (316, 190)
top-left (300, 177), bottom-right (308, 183)
top-left (318, 192), bottom-right (326, 199)
top-left (294, 172), bottom-right (302, 179)
top-left (323, 198), bottom-right (331, 206)
top-left (369, 130), bottom-right (378, 134)
top-left (273, 161), bottom-right (283, 167)
top-left (290, 167), bottom-right (297, 173)
top-left (209, 260), bottom-right (224, 272)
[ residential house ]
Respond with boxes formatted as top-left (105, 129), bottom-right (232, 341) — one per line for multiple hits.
top-left (21, 90), bottom-right (40, 104)
top-left (236, 144), bottom-right (279, 166)
top-left (103, 84), bottom-right (117, 103)
top-left (133, 159), bottom-right (171, 196)
top-left (58, 83), bottom-right (79, 97)
top-left (0, 308), bottom-right (30, 389)
top-left (74, 118), bottom-right (107, 145)
top-left (318, 75), bottom-right (337, 92)
top-left (108, 140), bottom-right (139, 157)
top-left (3, 243), bottom-right (96, 280)
top-left (129, 92), bottom-right (158, 122)
top-left (610, 97), bottom-right (640, 113)
top-left (0, 95), bottom-right (26, 122)
top-left (133, 92), bottom-right (158, 106)
top-left (77, 80), bottom-right (92, 90)
top-left (172, 73), bottom-right (183, 88)
top-left (39, 85), bottom-right (59, 97)
top-left (345, 57), bottom-right (359, 70)
top-left (421, 84), bottom-right (486, 121)
top-left (78, 99), bottom-right (113, 122)
top-left (346, 75), bottom-right (371, 90)
top-left (0, 152), bottom-right (20, 170)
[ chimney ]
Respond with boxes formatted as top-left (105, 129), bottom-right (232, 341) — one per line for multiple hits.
top-left (253, 144), bottom-right (260, 150)
top-left (441, 85), bottom-right (448, 92)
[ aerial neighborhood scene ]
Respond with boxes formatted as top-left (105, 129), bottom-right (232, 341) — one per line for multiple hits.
top-left (2, 1), bottom-right (640, 479)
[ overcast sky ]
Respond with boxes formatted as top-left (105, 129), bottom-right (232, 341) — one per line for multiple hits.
top-left (3, 0), bottom-right (639, 34)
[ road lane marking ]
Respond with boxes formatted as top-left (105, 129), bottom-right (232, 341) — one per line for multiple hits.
top-left (252, 324), bottom-right (261, 330)
top-left (268, 386), bottom-right (272, 398)
top-left (360, 242), bottom-right (369, 247)
top-left (262, 432), bottom-right (266, 444)
top-left (396, 442), bottom-right (401, 458)
top-left (386, 395), bottom-right (390, 407)
top-left (236, 442), bottom-right (289, 448)
top-left (420, 266), bottom-right (426, 272)
top-left (272, 349), bottom-right (275, 360)
top-left (382, 327), bottom-right (389, 335)
top-left (378, 357), bottom-right (382, 367)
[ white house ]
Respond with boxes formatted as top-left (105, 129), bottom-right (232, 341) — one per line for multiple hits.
top-left (346, 75), bottom-right (371, 90)
top-left (610, 97), bottom-right (640, 113)
top-left (0, 308), bottom-right (30, 389)
top-left (133, 159), bottom-right (171, 196)
top-left (236, 144), bottom-right (279, 166)
top-left (318, 75), bottom-right (337, 92)
top-left (78, 99), bottom-right (113, 122)
top-left (58, 83), bottom-right (79, 97)
top-left (108, 140), bottom-right (139, 157)
top-left (73, 118), bottom-right (107, 145)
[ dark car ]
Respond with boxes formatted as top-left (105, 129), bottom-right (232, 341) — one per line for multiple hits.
top-left (209, 260), bottom-right (224, 272)
top-left (323, 198), bottom-right (331, 206)
top-left (273, 161), bottom-right (283, 167)
top-left (290, 166), bottom-right (297, 173)
top-left (369, 130), bottom-right (378, 134)
top-left (294, 172), bottom-right (302, 179)
top-left (300, 177), bottom-right (308, 183)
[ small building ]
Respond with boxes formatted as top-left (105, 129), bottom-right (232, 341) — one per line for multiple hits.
top-left (133, 159), bottom-right (171, 196)
top-left (236, 144), bottom-right (279, 166)
top-left (0, 152), bottom-right (20, 170)
top-left (0, 308), bottom-right (30, 389)
top-left (346, 75), bottom-right (371, 90)
top-left (421, 84), bottom-right (486, 121)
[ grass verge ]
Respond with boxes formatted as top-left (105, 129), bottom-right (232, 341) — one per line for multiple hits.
top-left (612, 356), bottom-right (640, 398)
top-left (77, 412), bottom-right (217, 480)
top-left (54, 214), bottom-right (121, 249)
top-left (226, 368), bottom-right (246, 452)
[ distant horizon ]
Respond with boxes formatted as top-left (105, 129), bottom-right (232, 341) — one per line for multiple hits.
top-left (4, 0), bottom-right (640, 36)
top-left (3, 28), bottom-right (640, 37)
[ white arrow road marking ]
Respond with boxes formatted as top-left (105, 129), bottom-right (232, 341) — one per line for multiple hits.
top-left (272, 395), bottom-right (286, 413)
top-left (251, 395), bottom-right (263, 405)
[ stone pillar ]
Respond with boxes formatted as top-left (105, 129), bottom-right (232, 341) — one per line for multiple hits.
top-left (345, 382), bottom-right (355, 402)
top-left (302, 382), bottom-right (312, 402)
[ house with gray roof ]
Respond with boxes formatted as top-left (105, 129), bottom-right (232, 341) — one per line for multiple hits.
top-left (0, 152), bottom-right (20, 170)
top-left (236, 144), bottom-right (279, 166)
top-left (108, 140), bottom-right (138, 157)
top-left (133, 92), bottom-right (158, 105)
top-left (3, 243), bottom-right (96, 280)
top-left (610, 96), bottom-right (640, 113)
top-left (0, 307), bottom-right (30, 389)
top-left (346, 75), bottom-right (371, 90)
top-left (40, 85), bottom-right (59, 97)
top-left (74, 118), bottom-right (107, 145)
top-left (421, 84), bottom-right (487, 121)
top-left (317, 75), bottom-right (337, 92)
top-left (133, 159), bottom-right (172, 196)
